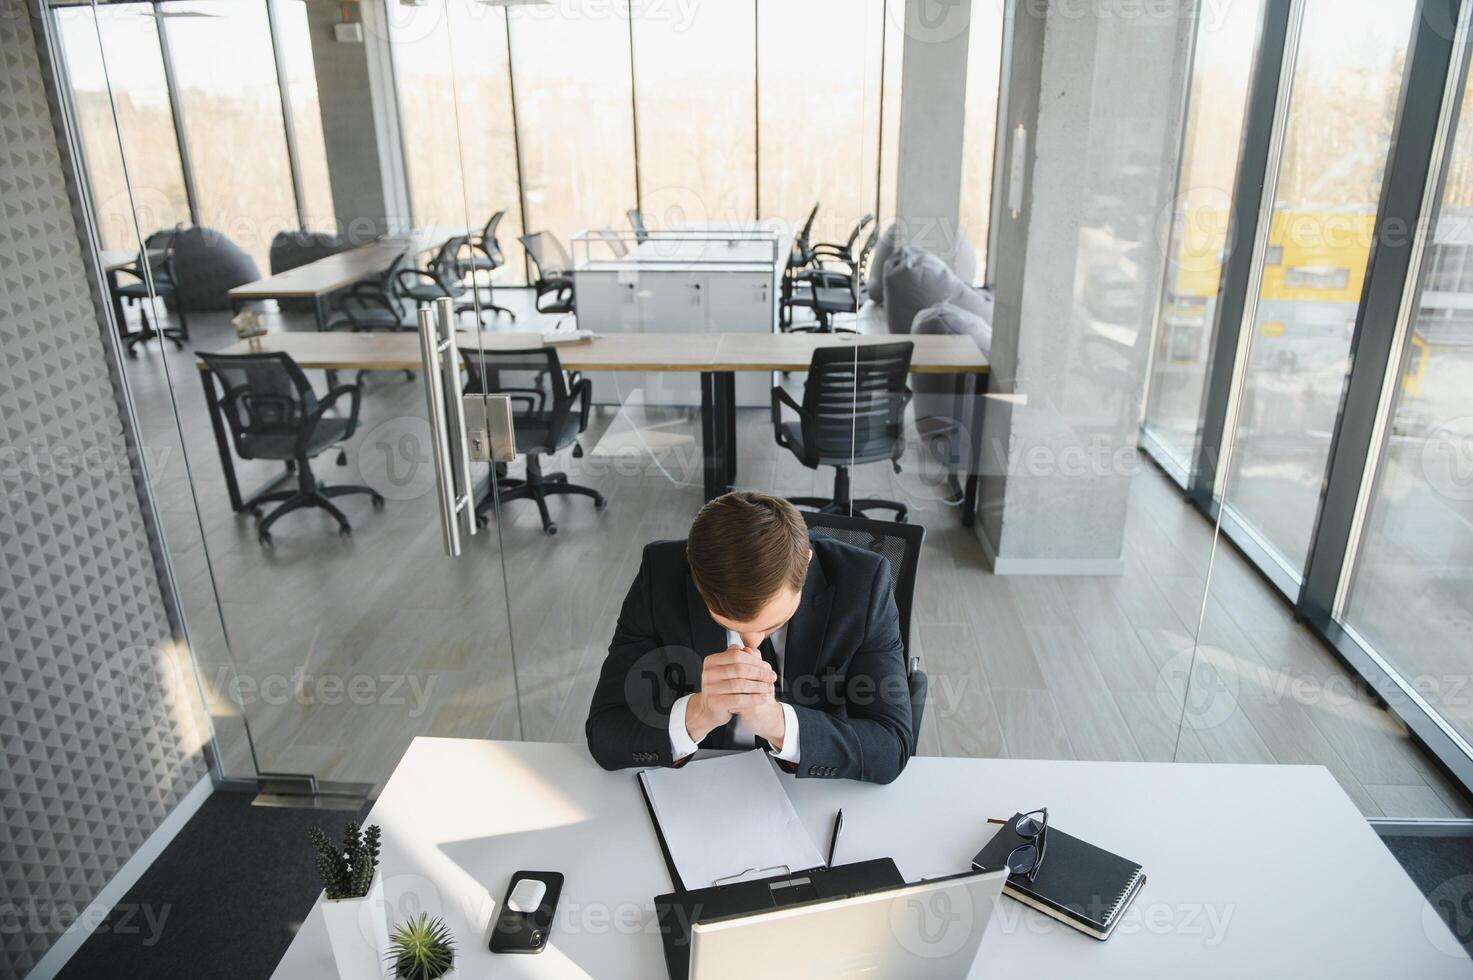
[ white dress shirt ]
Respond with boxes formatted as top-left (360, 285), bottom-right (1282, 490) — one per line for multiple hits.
top-left (668, 626), bottom-right (801, 764)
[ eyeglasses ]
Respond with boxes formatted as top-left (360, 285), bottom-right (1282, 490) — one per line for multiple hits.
top-left (1005, 808), bottom-right (1048, 880)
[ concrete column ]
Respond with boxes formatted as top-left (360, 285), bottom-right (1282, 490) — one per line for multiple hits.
top-left (977, 0), bottom-right (1196, 574)
top-left (893, 0), bottom-right (974, 268)
top-left (304, 0), bottom-right (409, 240)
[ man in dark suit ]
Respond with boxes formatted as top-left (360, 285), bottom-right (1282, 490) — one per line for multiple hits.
top-left (586, 491), bottom-right (912, 784)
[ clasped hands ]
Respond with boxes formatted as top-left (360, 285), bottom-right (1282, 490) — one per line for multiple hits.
top-left (685, 645), bottom-right (786, 750)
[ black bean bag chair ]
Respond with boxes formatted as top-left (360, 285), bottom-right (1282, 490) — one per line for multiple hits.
top-left (163, 226), bottom-right (260, 312)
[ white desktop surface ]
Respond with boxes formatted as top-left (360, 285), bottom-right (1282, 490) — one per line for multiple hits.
top-left (270, 738), bottom-right (1472, 979)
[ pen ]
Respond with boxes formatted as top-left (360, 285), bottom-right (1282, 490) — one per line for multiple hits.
top-left (827, 808), bottom-right (844, 866)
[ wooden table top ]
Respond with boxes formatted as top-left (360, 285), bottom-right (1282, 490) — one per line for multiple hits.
top-left (227, 228), bottom-right (462, 300)
top-left (200, 330), bottom-right (989, 375)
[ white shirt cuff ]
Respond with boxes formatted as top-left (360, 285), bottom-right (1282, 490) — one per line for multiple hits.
top-left (669, 693), bottom-right (701, 761)
top-left (770, 702), bottom-right (801, 763)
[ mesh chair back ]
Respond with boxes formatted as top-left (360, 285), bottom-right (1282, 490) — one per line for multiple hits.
top-left (854, 226), bottom-right (880, 285)
top-left (800, 342), bottom-right (913, 466)
top-left (797, 203), bottom-right (819, 247)
top-left (520, 232), bottom-right (573, 278)
top-left (461, 346), bottom-right (578, 455)
top-left (591, 228), bottom-right (629, 258)
top-left (432, 235), bottom-right (470, 284)
top-left (480, 210), bottom-right (506, 258)
top-left (800, 511), bottom-right (923, 656)
top-left (844, 213), bottom-right (875, 253)
top-left (137, 226), bottom-right (181, 289)
top-left (626, 209), bottom-right (649, 242)
top-left (198, 351), bottom-right (316, 459)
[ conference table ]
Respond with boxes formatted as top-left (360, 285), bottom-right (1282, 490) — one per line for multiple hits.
top-left (197, 330), bottom-right (990, 523)
top-left (226, 228), bottom-right (461, 331)
top-left (269, 737), bottom-right (1472, 979)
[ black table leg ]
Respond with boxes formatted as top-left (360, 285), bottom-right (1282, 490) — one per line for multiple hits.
top-left (701, 371), bottom-right (737, 501)
top-left (962, 371), bottom-right (989, 528)
top-left (202, 366), bottom-right (244, 512)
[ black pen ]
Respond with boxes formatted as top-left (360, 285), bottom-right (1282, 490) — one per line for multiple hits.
top-left (827, 808), bottom-right (844, 866)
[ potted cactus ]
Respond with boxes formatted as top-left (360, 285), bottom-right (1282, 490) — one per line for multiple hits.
top-left (387, 913), bottom-right (456, 979)
top-left (310, 822), bottom-right (390, 979)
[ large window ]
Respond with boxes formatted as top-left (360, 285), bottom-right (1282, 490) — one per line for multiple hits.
top-left (1221, 0), bottom-right (1416, 577)
top-left (957, 0), bottom-right (1005, 279)
top-left (273, 0), bottom-right (335, 233)
top-left (508, 6), bottom-right (637, 255)
top-left (392, 0), bottom-right (524, 278)
top-left (1344, 57), bottom-right (1473, 745)
top-left (631, 1), bottom-right (757, 225)
top-left (55, 4), bottom-right (190, 254)
top-left (162, 0), bottom-right (299, 272)
top-left (1142, 0), bottom-right (1265, 473)
top-left (756, 0), bottom-right (886, 240)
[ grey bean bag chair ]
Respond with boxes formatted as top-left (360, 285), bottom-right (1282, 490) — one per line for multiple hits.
top-left (168, 226), bottom-right (260, 312)
top-left (867, 222), bottom-right (903, 305)
top-left (911, 298), bottom-right (994, 468)
top-left (883, 246), bottom-right (992, 336)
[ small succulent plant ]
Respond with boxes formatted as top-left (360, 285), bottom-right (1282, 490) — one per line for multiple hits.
top-left (307, 822), bottom-right (381, 900)
top-left (387, 913), bottom-right (456, 980)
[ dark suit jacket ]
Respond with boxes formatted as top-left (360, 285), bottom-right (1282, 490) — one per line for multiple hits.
top-left (585, 536), bottom-right (913, 784)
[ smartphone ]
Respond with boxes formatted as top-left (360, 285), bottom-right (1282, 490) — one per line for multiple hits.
top-left (489, 871), bottom-right (564, 954)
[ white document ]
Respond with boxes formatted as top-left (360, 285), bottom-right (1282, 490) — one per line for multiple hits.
top-left (639, 751), bottom-right (826, 889)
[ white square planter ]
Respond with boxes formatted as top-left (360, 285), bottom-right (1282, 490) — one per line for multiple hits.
top-left (321, 871), bottom-right (392, 979)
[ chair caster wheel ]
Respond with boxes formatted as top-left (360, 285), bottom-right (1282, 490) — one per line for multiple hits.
top-left (544, 523), bottom-right (558, 536)
top-left (594, 495), bottom-right (608, 511)
top-left (371, 494), bottom-right (385, 510)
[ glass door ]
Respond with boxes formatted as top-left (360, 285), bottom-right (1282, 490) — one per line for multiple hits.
top-left (58, 0), bottom-right (520, 798)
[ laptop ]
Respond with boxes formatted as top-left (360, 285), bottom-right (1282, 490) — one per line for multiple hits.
top-left (657, 863), bottom-right (1007, 980)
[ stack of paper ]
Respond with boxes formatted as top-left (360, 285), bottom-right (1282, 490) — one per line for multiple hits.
top-left (639, 751), bottom-right (826, 889)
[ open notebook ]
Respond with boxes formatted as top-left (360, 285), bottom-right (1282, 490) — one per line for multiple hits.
top-left (638, 750), bottom-right (826, 891)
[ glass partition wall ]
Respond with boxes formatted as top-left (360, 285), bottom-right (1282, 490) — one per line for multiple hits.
top-left (46, 0), bottom-right (1470, 828)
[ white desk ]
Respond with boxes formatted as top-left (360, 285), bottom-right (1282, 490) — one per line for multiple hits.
top-left (573, 229), bottom-right (792, 407)
top-left (271, 738), bottom-right (1470, 979)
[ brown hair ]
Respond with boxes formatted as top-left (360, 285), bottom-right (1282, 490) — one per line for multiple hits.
top-left (687, 492), bottom-right (809, 622)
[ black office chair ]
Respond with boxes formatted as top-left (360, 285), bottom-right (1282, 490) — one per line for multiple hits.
top-left (779, 203), bottom-right (821, 328)
top-left (394, 235), bottom-right (499, 323)
top-left (627, 208), bottom-right (649, 243)
top-left (198, 351), bottom-right (383, 545)
top-left (462, 346), bottom-right (606, 535)
top-left (111, 225), bottom-right (189, 355)
top-left (772, 341), bottom-right (913, 521)
top-left (800, 510), bottom-right (927, 746)
top-left (519, 232), bottom-right (576, 315)
top-left (811, 213), bottom-right (875, 270)
top-left (326, 253), bottom-right (409, 332)
top-left (459, 211), bottom-right (517, 321)
top-left (789, 225), bottom-right (879, 334)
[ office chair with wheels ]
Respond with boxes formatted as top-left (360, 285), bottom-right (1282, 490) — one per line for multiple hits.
top-left (780, 203), bottom-right (821, 328)
top-left (519, 232), bottom-right (577, 315)
top-left (198, 351), bottom-right (383, 545)
top-left (459, 211), bottom-right (517, 321)
top-left (462, 345), bottom-right (606, 535)
top-left (394, 235), bottom-right (505, 324)
top-left (789, 225), bottom-right (879, 335)
top-left (111, 225), bottom-right (189, 355)
top-left (772, 341), bottom-right (914, 521)
top-left (326, 253), bottom-right (409, 332)
top-left (799, 510), bottom-right (927, 745)
top-left (811, 213), bottom-right (875, 269)
top-left (627, 209), bottom-right (650, 243)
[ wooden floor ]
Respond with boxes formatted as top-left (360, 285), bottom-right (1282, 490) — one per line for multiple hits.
top-left (116, 293), bottom-right (1471, 818)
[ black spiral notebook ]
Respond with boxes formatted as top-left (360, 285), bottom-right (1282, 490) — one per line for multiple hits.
top-left (971, 813), bottom-right (1146, 941)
